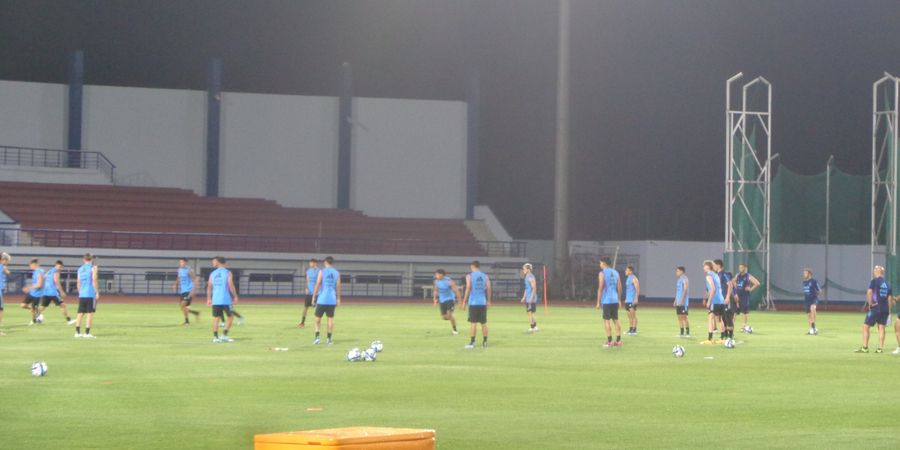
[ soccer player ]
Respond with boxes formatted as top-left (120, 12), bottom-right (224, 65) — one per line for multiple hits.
top-left (0, 253), bottom-right (9, 336)
top-left (206, 256), bottom-right (239, 343)
top-left (802, 268), bottom-right (821, 335)
top-left (433, 269), bottom-right (461, 335)
top-left (462, 260), bottom-right (491, 349)
top-left (596, 257), bottom-right (623, 347)
top-left (74, 253), bottom-right (99, 338)
top-left (733, 263), bottom-right (760, 332)
top-left (856, 265), bottom-right (891, 353)
top-left (674, 266), bottom-right (690, 338)
top-left (173, 258), bottom-right (200, 326)
top-left (521, 263), bottom-right (539, 332)
top-left (312, 256), bottom-right (341, 345)
top-left (298, 258), bottom-right (319, 328)
top-left (715, 259), bottom-right (735, 341)
top-left (701, 260), bottom-right (725, 345)
top-left (37, 260), bottom-right (75, 324)
top-left (624, 265), bottom-right (639, 336)
top-left (21, 258), bottom-right (45, 325)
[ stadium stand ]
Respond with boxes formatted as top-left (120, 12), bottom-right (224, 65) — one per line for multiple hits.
top-left (0, 182), bottom-right (515, 256)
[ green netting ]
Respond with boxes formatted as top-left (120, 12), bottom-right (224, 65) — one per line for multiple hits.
top-left (771, 166), bottom-right (870, 245)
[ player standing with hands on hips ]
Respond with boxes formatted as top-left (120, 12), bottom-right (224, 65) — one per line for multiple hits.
top-left (312, 256), bottom-right (341, 345)
top-left (74, 253), bottom-right (99, 338)
top-left (624, 265), bottom-right (639, 336)
top-left (463, 260), bottom-right (491, 349)
top-left (856, 265), bottom-right (891, 353)
top-left (733, 263), bottom-right (760, 333)
top-left (597, 257), bottom-right (623, 347)
top-left (207, 256), bottom-right (239, 343)
top-left (674, 266), bottom-right (690, 338)
top-left (521, 263), bottom-right (539, 332)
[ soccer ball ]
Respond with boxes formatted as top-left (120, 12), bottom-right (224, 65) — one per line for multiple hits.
top-left (745, 326), bottom-right (753, 334)
top-left (36, 314), bottom-right (44, 324)
top-left (672, 345), bottom-right (685, 358)
top-left (370, 340), bottom-right (384, 352)
top-left (724, 338), bottom-right (735, 349)
top-left (363, 348), bottom-right (377, 362)
top-left (31, 361), bottom-right (48, 377)
top-left (346, 348), bottom-right (362, 362)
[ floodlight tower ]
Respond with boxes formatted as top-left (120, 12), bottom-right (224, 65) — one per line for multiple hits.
top-left (553, 0), bottom-right (571, 291)
top-left (725, 73), bottom-right (773, 310)
top-left (872, 73), bottom-right (899, 285)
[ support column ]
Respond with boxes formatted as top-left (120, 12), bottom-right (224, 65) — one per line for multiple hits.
top-left (466, 70), bottom-right (480, 220)
top-left (67, 50), bottom-right (84, 168)
top-left (553, 0), bottom-right (571, 285)
top-left (337, 62), bottom-right (353, 209)
top-left (206, 58), bottom-right (222, 197)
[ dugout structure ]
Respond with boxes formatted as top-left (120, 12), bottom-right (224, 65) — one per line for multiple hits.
top-left (873, 73), bottom-right (900, 290)
top-left (725, 73), bottom-right (773, 310)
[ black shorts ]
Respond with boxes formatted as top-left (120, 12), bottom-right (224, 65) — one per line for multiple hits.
top-left (468, 305), bottom-right (487, 324)
top-left (180, 292), bottom-right (192, 305)
top-left (804, 300), bottom-right (818, 313)
top-left (625, 302), bottom-right (637, 312)
top-left (864, 309), bottom-right (889, 327)
top-left (723, 308), bottom-right (735, 327)
top-left (737, 296), bottom-right (750, 314)
top-left (304, 294), bottom-right (315, 307)
top-left (709, 304), bottom-right (725, 317)
top-left (525, 302), bottom-right (537, 313)
top-left (315, 304), bottom-right (336, 318)
top-left (675, 306), bottom-right (688, 315)
top-left (602, 303), bottom-right (619, 321)
top-left (439, 300), bottom-right (455, 315)
top-left (78, 297), bottom-right (96, 314)
top-left (212, 305), bottom-right (233, 319)
top-left (23, 295), bottom-right (40, 307)
top-left (41, 295), bottom-right (63, 307)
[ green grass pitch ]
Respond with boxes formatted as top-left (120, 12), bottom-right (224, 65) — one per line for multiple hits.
top-left (1, 302), bottom-right (897, 449)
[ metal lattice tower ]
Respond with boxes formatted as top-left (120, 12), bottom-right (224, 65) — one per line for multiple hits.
top-left (725, 73), bottom-right (774, 310)
top-left (872, 73), bottom-right (899, 273)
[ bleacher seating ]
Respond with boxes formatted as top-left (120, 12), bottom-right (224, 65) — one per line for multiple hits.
top-left (0, 182), bottom-right (488, 256)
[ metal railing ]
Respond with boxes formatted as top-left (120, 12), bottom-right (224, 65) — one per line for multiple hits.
top-left (2, 270), bottom-right (529, 300)
top-left (0, 145), bottom-right (116, 182)
top-left (0, 227), bottom-right (527, 258)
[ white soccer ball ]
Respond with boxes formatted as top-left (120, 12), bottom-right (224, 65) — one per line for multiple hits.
top-left (363, 348), bottom-right (377, 361)
top-left (36, 314), bottom-right (44, 324)
top-left (31, 361), bottom-right (48, 377)
top-left (672, 345), bottom-right (685, 358)
top-left (370, 340), bottom-right (384, 353)
top-left (724, 338), bottom-right (735, 349)
top-left (745, 326), bottom-right (753, 334)
top-left (346, 348), bottom-right (362, 362)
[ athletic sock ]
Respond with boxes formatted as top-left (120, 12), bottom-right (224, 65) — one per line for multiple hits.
top-left (470, 337), bottom-right (475, 345)
top-left (607, 336), bottom-right (612, 343)
top-left (327, 333), bottom-right (332, 340)
top-left (616, 335), bottom-right (621, 342)
top-left (66, 317), bottom-right (71, 321)
top-left (811, 322), bottom-right (816, 329)
top-left (315, 331), bottom-right (320, 338)
top-left (680, 327), bottom-right (685, 335)
top-left (686, 327), bottom-right (690, 335)
top-left (224, 329), bottom-right (228, 336)
top-left (708, 332), bottom-right (713, 341)
top-left (452, 325), bottom-right (457, 331)
top-left (482, 336), bottom-right (488, 344)
top-left (85, 328), bottom-right (90, 334)
top-left (214, 331), bottom-right (218, 338)
top-left (76, 327), bottom-right (80, 334)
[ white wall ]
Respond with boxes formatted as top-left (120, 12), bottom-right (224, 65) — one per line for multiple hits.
top-left (351, 97), bottom-right (467, 218)
top-left (0, 80), bottom-right (66, 149)
top-left (0, 80), bottom-right (468, 218)
top-left (219, 92), bottom-right (338, 208)
top-left (0, 166), bottom-right (110, 185)
top-left (82, 85), bottom-right (206, 193)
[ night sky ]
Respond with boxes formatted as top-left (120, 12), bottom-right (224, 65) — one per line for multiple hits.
top-left (2, 0), bottom-right (898, 240)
